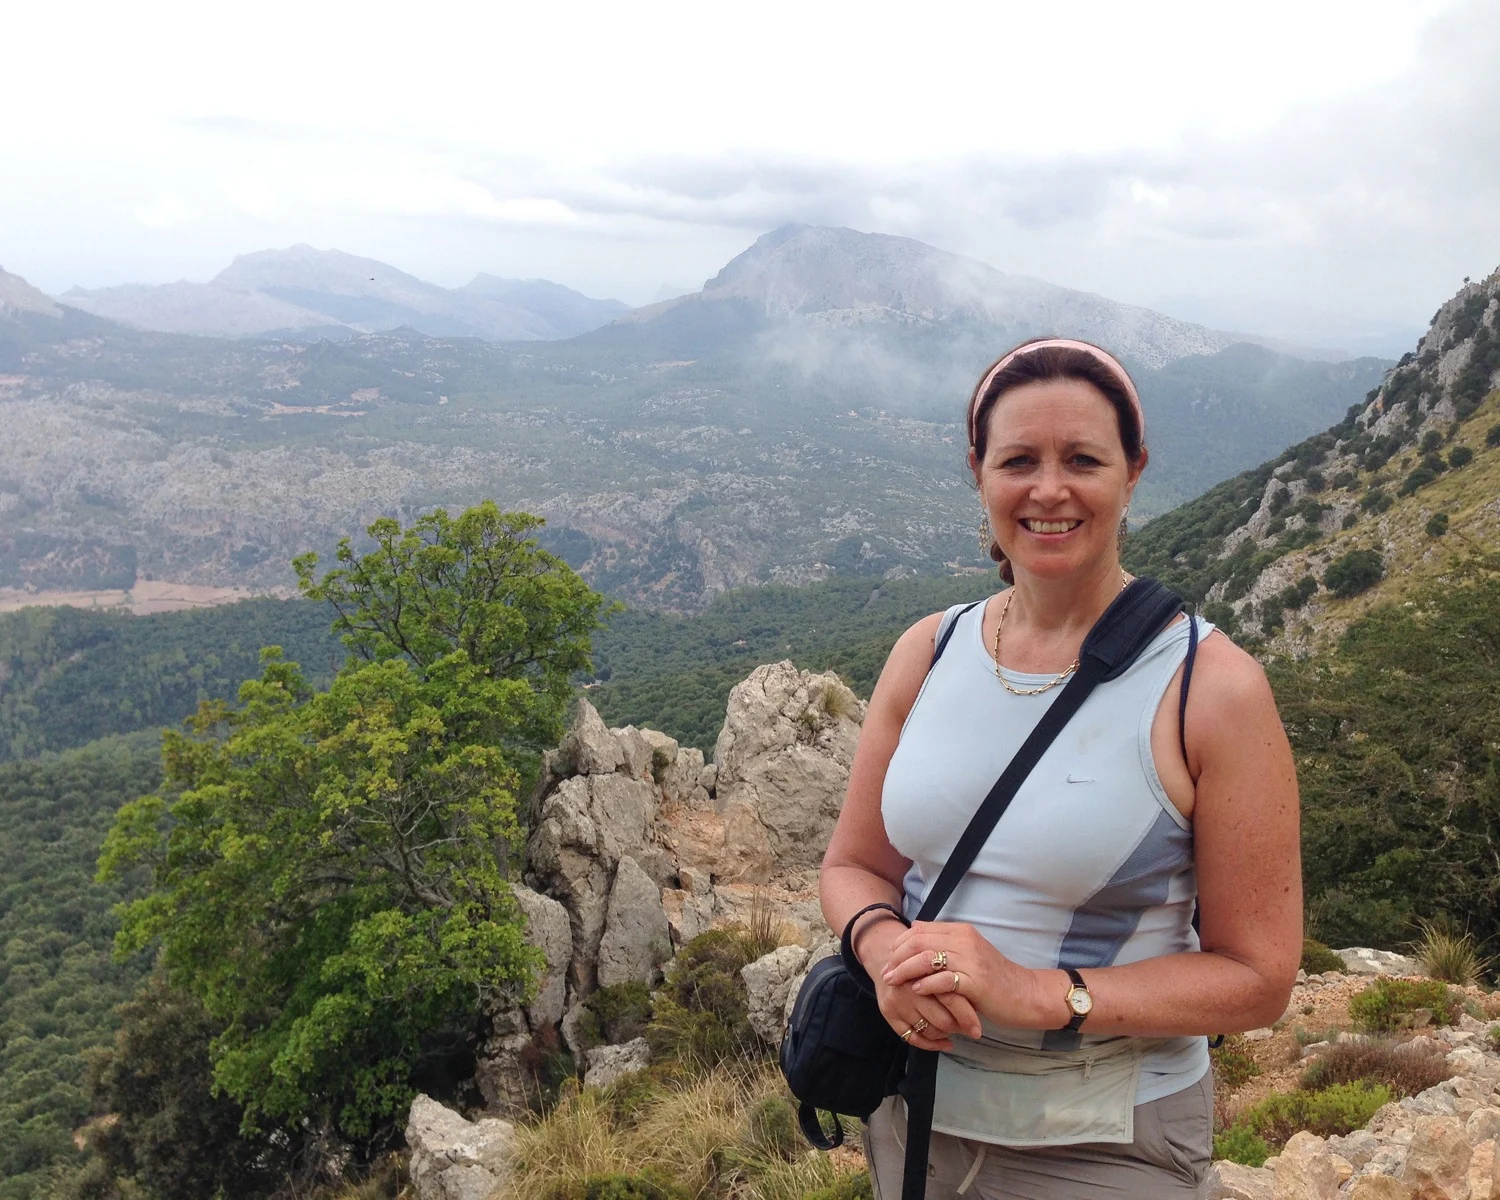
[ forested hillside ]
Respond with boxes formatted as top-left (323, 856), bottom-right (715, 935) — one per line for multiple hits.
top-left (0, 601), bottom-right (345, 762)
top-left (0, 735), bottom-right (160, 1200)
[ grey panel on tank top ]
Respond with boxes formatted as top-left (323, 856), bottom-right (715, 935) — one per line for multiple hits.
top-left (1042, 807), bottom-right (1194, 1052)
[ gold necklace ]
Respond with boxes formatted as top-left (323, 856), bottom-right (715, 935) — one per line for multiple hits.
top-left (993, 574), bottom-right (1130, 696)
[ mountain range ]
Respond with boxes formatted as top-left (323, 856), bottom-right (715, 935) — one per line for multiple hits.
top-left (1, 226), bottom-right (1392, 608)
top-left (60, 245), bottom-right (630, 341)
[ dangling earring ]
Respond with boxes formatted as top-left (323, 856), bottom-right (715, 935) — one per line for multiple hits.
top-left (978, 511), bottom-right (993, 558)
top-left (1117, 508), bottom-right (1129, 555)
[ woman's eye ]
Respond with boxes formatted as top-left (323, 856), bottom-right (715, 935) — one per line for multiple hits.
top-left (1071, 454), bottom-right (1102, 467)
top-left (1000, 455), bottom-right (1033, 469)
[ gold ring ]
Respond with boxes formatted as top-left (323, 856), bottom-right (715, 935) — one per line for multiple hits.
top-left (950, 971), bottom-right (962, 994)
top-left (930, 950), bottom-right (948, 970)
top-left (900, 1027), bottom-right (916, 1042)
top-left (911, 1017), bottom-right (929, 1034)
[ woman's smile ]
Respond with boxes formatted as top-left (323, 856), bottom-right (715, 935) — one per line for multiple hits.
top-left (1020, 518), bottom-right (1083, 536)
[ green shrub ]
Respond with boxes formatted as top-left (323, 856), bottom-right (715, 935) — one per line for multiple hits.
top-left (1333, 471), bottom-right (1358, 490)
top-left (1210, 1035), bottom-right (1262, 1091)
top-left (1426, 513), bottom-right (1450, 538)
top-left (1401, 464), bottom-right (1438, 495)
top-left (1449, 445), bottom-right (1474, 469)
top-left (1349, 979), bottom-right (1460, 1033)
top-left (1232, 1081), bottom-right (1392, 1147)
top-left (1213, 1123), bottom-right (1272, 1167)
top-left (1299, 1039), bottom-right (1453, 1098)
top-left (1342, 512), bottom-right (1359, 529)
top-left (545, 1174), bottom-right (692, 1200)
top-left (745, 1095), bottom-right (801, 1161)
top-left (584, 982), bottom-right (655, 1049)
top-left (1324, 550), bottom-right (1385, 599)
top-left (1301, 939), bottom-right (1346, 975)
top-left (1360, 487), bottom-right (1392, 513)
top-left (804, 1172), bottom-right (875, 1200)
top-left (646, 930), bottom-right (760, 1066)
top-left (1486, 423), bottom-right (1500, 448)
top-left (1421, 430), bottom-right (1444, 454)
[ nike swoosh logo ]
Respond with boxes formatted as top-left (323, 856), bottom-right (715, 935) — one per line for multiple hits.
top-left (1066, 774), bottom-right (1095, 784)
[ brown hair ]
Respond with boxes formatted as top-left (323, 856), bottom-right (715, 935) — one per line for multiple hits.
top-left (968, 337), bottom-right (1147, 583)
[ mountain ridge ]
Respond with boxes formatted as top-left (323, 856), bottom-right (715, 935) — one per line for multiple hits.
top-left (628, 224), bottom-right (1342, 369)
top-left (61, 245), bottom-right (629, 341)
top-left (1125, 263), bottom-right (1500, 649)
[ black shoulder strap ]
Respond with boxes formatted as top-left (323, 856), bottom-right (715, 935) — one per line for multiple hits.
top-left (931, 600), bottom-right (982, 669)
top-left (899, 577), bottom-right (1184, 1200)
top-left (1179, 613), bottom-right (1198, 766)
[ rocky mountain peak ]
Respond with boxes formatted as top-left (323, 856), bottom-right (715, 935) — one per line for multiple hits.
top-left (212, 244), bottom-right (434, 303)
top-left (0, 267), bottom-right (62, 318)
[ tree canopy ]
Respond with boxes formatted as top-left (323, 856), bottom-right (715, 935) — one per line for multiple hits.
top-left (99, 503), bottom-right (606, 1148)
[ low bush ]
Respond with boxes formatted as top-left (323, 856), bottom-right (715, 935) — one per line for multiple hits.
top-left (1299, 1039), bottom-right (1454, 1098)
top-left (544, 1176), bottom-right (691, 1200)
top-left (804, 1173), bottom-right (875, 1200)
top-left (647, 930), bottom-right (761, 1066)
top-left (1349, 979), bottom-right (1460, 1033)
top-left (1426, 513), bottom-right (1450, 538)
top-left (1301, 939), bottom-right (1346, 975)
top-left (1487, 423), bottom-right (1500, 448)
top-left (1213, 1123), bottom-right (1272, 1168)
top-left (1231, 1081), bottom-right (1392, 1147)
top-left (1401, 464), bottom-right (1439, 495)
top-left (583, 983), bottom-right (655, 1050)
top-left (1449, 445), bottom-right (1474, 469)
top-left (1210, 1035), bottom-right (1262, 1091)
top-left (1324, 550), bottom-right (1385, 599)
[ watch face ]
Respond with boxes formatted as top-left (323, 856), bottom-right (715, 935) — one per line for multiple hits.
top-left (1068, 987), bottom-right (1093, 1016)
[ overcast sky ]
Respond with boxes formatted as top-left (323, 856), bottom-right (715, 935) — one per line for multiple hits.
top-left (3, 0), bottom-right (1496, 349)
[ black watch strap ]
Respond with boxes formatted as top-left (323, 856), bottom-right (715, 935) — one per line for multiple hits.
top-left (1062, 966), bottom-right (1091, 1032)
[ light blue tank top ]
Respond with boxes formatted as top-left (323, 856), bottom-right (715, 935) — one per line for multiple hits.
top-left (881, 597), bottom-right (1212, 1105)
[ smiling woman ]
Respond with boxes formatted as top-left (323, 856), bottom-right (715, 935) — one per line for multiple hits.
top-left (819, 337), bottom-right (1302, 1198)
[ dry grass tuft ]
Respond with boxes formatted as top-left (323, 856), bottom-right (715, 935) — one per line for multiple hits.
top-left (1414, 919), bottom-right (1493, 986)
top-left (500, 1061), bottom-right (850, 1200)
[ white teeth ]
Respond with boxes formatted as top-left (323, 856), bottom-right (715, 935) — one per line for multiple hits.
top-left (1024, 519), bottom-right (1081, 534)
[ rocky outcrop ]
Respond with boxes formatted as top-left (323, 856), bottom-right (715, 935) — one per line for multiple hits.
top-left (742, 944), bottom-right (811, 1045)
top-left (583, 1038), bottom-right (652, 1090)
top-left (513, 885), bottom-right (571, 1029)
top-left (1210, 1020), bottom-right (1500, 1199)
top-left (1339, 948), bottom-right (1423, 977)
top-left (406, 1094), bottom-right (514, 1200)
top-left (711, 662), bottom-right (865, 873)
top-left (595, 856), bottom-right (672, 988)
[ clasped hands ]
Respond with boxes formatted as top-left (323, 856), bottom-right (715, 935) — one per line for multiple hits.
top-left (860, 917), bottom-right (1036, 1052)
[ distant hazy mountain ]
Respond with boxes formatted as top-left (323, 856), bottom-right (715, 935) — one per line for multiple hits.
top-left (61, 246), bottom-right (630, 341)
top-left (0, 267), bottom-right (62, 318)
top-left (627, 224), bottom-right (1254, 370)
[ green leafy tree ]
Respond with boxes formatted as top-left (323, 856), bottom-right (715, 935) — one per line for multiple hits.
top-left (99, 504), bottom-right (606, 1149)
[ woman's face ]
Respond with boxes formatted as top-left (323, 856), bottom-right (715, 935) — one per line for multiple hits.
top-left (970, 377), bottom-right (1144, 584)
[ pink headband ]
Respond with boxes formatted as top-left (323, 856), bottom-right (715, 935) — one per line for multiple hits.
top-left (966, 338), bottom-right (1145, 447)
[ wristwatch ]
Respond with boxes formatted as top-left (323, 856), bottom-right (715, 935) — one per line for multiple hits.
top-left (1061, 967), bottom-right (1093, 1032)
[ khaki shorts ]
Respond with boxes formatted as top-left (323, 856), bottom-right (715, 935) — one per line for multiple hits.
top-left (863, 1070), bottom-right (1213, 1200)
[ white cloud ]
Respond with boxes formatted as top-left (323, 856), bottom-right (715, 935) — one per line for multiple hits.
top-left (133, 191), bottom-right (198, 230)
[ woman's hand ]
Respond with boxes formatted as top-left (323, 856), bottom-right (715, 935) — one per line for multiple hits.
top-left (856, 915), bottom-right (982, 1051)
top-left (882, 920), bottom-right (1052, 1033)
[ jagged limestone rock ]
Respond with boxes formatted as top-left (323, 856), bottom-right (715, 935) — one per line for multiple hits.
top-left (561, 699), bottom-right (624, 776)
top-left (712, 662), bottom-right (863, 874)
top-left (1400, 1115), bottom-right (1471, 1198)
top-left (1207, 1159), bottom-right (1273, 1198)
top-left (1271, 1130), bottom-right (1340, 1199)
top-left (512, 885), bottom-right (571, 1029)
top-left (595, 855), bottom-right (672, 987)
top-left (406, 1094), bottom-right (514, 1200)
top-left (660, 887), bottom-right (715, 949)
top-left (741, 944), bottom-right (810, 1046)
top-left (583, 1037), bottom-right (651, 1090)
top-left (1338, 947), bottom-right (1422, 977)
top-left (611, 724), bottom-right (654, 781)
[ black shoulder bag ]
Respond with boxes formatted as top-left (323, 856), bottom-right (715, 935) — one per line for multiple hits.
top-left (779, 579), bottom-right (1189, 1198)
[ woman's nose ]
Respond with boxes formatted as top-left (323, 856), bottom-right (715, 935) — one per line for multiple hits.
top-left (1030, 463), bottom-right (1071, 504)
